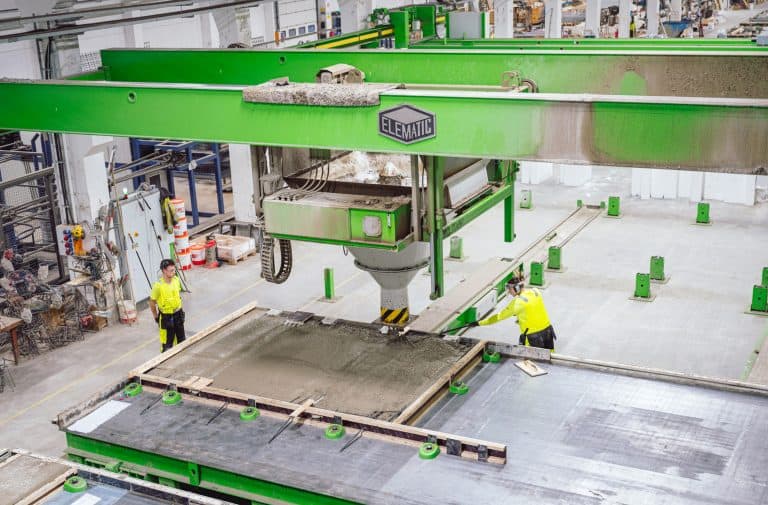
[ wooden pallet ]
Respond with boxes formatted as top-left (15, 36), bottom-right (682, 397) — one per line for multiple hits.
top-left (223, 248), bottom-right (257, 265)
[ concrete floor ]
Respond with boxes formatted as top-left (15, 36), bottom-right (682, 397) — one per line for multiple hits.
top-left (0, 166), bottom-right (766, 459)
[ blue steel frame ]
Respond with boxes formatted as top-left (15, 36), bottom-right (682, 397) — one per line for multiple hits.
top-left (128, 138), bottom-right (226, 227)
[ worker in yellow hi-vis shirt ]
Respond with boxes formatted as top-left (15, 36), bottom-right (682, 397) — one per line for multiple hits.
top-left (149, 259), bottom-right (186, 352)
top-left (467, 274), bottom-right (556, 350)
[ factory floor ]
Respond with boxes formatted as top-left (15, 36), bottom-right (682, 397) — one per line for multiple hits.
top-left (1, 167), bottom-right (766, 458)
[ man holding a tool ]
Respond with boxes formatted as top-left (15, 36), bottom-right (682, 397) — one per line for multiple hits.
top-left (467, 273), bottom-right (556, 351)
top-left (149, 259), bottom-right (186, 352)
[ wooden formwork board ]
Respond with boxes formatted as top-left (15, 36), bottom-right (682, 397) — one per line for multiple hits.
top-left (135, 373), bottom-right (507, 464)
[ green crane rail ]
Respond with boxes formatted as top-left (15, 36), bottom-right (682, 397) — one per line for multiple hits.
top-left (413, 37), bottom-right (768, 52)
top-left (83, 48), bottom-right (768, 99)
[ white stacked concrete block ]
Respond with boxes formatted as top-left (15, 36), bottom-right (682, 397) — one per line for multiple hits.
top-left (704, 173), bottom-right (756, 206)
top-left (558, 164), bottom-right (592, 187)
top-left (519, 161), bottom-right (554, 184)
top-left (677, 171), bottom-right (704, 202)
top-left (650, 169), bottom-right (678, 199)
top-left (631, 168), bottom-right (652, 199)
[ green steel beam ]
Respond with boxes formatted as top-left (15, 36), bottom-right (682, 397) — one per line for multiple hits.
top-left (416, 38), bottom-right (767, 52)
top-left (504, 161), bottom-right (516, 243)
top-left (428, 156), bottom-right (445, 300)
top-left (0, 79), bottom-right (765, 172)
top-left (389, 10), bottom-right (410, 48)
top-left (443, 182), bottom-right (514, 238)
top-left (91, 48), bottom-right (768, 98)
top-left (297, 26), bottom-right (395, 49)
top-left (66, 433), bottom-right (359, 505)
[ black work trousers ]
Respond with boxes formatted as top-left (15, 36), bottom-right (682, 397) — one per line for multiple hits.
top-left (520, 325), bottom-right (557, 350)
top-left (160, 309), bottom-right (186, 352)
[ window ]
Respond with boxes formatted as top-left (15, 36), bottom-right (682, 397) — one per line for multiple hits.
top-left (280, 31), bottom-right (286, 41)
top-left (288, 28), bottom-right (297, 37)
top-left (298, 26), bottom-right (306, 35)
top-left (308, 24), bottom-right (316, 33)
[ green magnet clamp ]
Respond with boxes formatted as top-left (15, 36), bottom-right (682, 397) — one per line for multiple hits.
top-left (325, 424), bottom-right (346, 440)
top-left (449, 380), bottom-right (469, 395)
top-left (124, 382), bottom-right (142, 397)
top-left (162, 390), bottom-right (182, 405)
top-left (240, 406), bottom-right (260, 421)
top-left (483, 349), bottom-right (501, 363)
top-left (419, 442), bottom-right (440, 460)
top-left (64, 476), bottom-right (88, 493)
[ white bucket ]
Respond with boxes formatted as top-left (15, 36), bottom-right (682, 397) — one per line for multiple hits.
top-left (170, 199), bottom-right (186, 220)
top-left (174, 232), bottom-right (189, 251)
top-left (173, 216), bottom-right (187, 235)
top-left (117, 300), bottom-right (137, 324)
top-left (190, 244), bottom-right (206, 265)
top-left (177, 250), bottom-right (192, 271)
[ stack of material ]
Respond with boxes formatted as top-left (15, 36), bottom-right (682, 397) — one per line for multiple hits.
top-left (192, 233), bottom-right (255, 265)
top-left (170, 200), bottom-right (191, 270)
top-left (728, 10), bottom-right (768, 37)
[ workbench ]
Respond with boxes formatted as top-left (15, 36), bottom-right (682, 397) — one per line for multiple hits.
top-left (0, 315), bottom-right (23, 365)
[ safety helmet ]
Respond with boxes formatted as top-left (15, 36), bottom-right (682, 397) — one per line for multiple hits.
top-left (71, 225), bottom-right (85, 240)
top-left (506, 273), bottom-right (525, 294)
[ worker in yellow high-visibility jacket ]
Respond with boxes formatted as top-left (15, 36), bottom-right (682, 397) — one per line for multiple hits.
top-left (149, 259), bottom-right (186, 352)
top-left (468, 276), bottom-right (556, 350)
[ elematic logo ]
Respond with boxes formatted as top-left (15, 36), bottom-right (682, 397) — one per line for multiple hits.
top-left (378, 105), bottom-right (435, 144)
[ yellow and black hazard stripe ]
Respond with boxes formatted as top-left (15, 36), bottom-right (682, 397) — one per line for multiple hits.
top-left (380, 307), bottom-right (409, 325)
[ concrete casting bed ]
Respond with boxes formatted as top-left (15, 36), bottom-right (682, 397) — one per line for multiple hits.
top-left (144, 307), bottom-right (472, 418)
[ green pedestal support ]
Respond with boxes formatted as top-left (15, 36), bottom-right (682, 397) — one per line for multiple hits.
top-left (634, 273), bottom-right (651, 299)
top-left (482, 349), bottom-right (501, 363)
top-left (607, 196), bottom-right (621, 217)
top-left (650, 256), bottom-right (665, 281)
top-left (696, 202), bottom-right (710, 224)
top-left (323, 268), bottom-right (334, 300)
top-left (752, 285), bottom-right (768, 312)
top-left (530, 261), bottom-right (544, 287)
top-left (762, 267), bottom-right (768, 287)
top-left (547, 246), bottom-right (561, 271)
top-left (64, 476), bottom-right (87, 493)
top-left (449, 236), bottom-right (464, 260)
top-left (520, 189), bottom-right (533, 209)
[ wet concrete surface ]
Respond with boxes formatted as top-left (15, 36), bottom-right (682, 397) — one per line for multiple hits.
top-left (151, 312), bottom-right (471, 417)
